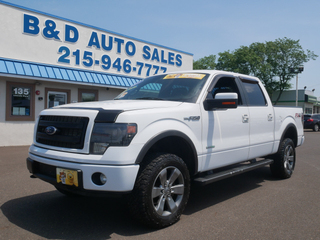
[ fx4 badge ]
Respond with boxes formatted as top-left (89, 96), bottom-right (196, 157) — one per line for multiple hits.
top-left (184, 116), bottom-right (200, 121)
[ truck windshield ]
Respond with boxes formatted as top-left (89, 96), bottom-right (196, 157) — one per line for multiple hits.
top-left (114, 73), bottom-right (210, 103)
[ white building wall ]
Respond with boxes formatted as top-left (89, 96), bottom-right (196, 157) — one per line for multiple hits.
top-left (0, 76), bottom-right (123, 146)
top-left (0, 3), bottom-right (193, 79)
top-left (0, 2), bottom-right (193, 146)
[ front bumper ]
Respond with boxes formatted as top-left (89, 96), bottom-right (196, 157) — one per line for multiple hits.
top-left (27, 153), bottom-right (140, 194)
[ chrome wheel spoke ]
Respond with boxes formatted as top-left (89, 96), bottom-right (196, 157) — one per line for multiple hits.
top-left (159, 170), bottom-right (167, 187)
top-left (287, 155), bottom-right (294, 162)
top-left (155, 195), bottom-right (165, 215)
top-left (166, 196), bottom-right (178, 212)
top-left (171, 184), bottom-right (184, 195)
top-left (168, 169), bottom-right (181, 185)
top-left (286, 148), bottom-right (293, 157)
top-left (284, 146), bottom-right (294, 170)
top-left (152, 186), bottom-right (163, 198)
top-left (285, 161), bottom-right (290, 170)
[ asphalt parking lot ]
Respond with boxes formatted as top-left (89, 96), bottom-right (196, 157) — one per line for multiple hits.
top-left (1, 130), bottom-right (320, 239)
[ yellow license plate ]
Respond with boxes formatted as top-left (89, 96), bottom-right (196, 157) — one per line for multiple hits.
top-left (56, 168), bottom-right (79, 187)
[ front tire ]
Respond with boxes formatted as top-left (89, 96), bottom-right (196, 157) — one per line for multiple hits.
top-left (270, 138), bottom-right (295, 179)
top-left (129, 153), bottom-right (190, 228)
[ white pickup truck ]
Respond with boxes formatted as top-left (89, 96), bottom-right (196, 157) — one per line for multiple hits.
top-left (27, 70), bottom-right (304, 228)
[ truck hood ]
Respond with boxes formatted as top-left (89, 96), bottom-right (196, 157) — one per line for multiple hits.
top-left (55, 100), bottom-right (183, 111)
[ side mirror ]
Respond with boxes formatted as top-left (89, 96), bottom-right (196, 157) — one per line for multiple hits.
top-left (203, 92), bottom-right (238, 111)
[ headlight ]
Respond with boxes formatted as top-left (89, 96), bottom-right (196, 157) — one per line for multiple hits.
top-left (90, 123), bottom-right (137, 154)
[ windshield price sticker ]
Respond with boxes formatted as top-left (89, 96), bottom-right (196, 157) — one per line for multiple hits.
top-left (164, 73), bottom-right (206, 79)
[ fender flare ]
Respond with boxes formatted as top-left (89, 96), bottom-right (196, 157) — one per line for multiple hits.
top-left (135, 130), bottom-right (198, 174)
top-left (279, 123), bottom-right (298, 148)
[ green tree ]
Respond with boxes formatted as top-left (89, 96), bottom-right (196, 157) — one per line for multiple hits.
top-left (265, 38), bottom-right (317, 104)
top-left (193, 54), bottom-right (217, 70)
top-left (216, 38), bottom-right (318, 104)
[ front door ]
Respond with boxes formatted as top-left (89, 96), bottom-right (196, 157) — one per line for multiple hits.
top-left (200, 76), bottom-right (250, 172)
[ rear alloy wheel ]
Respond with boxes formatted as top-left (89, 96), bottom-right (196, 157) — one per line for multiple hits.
top-left (313, 124), bottom-right (319, 132)
top-left (270, 138), bottom-right (295, 179)
top-left (129, 153), bottom-right (190, 228)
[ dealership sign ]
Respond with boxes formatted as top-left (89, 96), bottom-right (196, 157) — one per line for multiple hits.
top-left (0, 2), bottom-right (193, 78)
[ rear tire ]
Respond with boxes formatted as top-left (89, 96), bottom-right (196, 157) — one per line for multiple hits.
top-left (313, 124), bottom-right (319, 131)
top-left (129, 153), bottom-right (190, 228)
top-left (270, 138), bottom-right (295, 179)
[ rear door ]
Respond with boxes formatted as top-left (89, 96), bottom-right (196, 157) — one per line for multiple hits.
top-left (240, 78), bottom-right (275, 159)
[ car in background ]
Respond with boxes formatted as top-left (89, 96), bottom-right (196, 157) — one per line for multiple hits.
top-left (304, 114), bottom-right (320, 131)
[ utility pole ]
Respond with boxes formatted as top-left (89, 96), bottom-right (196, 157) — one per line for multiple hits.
top-left (290, 66), bottom-right (304, 107)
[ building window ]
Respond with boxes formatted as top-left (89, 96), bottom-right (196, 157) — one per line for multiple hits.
top-left (78, 89), bottom-right (98, 102)
top-left (305, 108), bottom-right (313, 114)
top-left (45, 88), bottom-right (70, 108)
top-left (6, 82), bottom-right (35, 121)
top-left (48, 91), bottom-right (67, 108)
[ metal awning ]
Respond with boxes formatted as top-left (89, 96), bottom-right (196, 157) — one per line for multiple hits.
top-left (305, 94), bottom-right (318, 104)
top-left (0, 57), bottom-right (142, 88)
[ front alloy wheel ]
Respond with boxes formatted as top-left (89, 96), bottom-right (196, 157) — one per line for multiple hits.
top-left (152, 166), bottom-right (185, 217)
top-left (129, 153), bottom-right (190, 228)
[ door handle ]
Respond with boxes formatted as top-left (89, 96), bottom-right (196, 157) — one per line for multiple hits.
top-left (242, 114), bottom-right (249, 123)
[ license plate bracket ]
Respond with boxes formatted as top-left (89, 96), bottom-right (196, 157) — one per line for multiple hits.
top-left (56, 167), bottom-right (79, 187)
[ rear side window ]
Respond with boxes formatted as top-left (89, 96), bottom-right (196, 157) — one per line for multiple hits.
top-left (241, 80), bottom-right (267, 106)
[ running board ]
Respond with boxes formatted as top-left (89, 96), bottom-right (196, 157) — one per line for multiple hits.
top-left (194, 159), bottom-right (274, 186)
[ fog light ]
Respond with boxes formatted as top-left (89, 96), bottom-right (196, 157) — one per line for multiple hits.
top-left (92, 172), bottom-right (107, 186)
top-left (100, 173), bottom-right (107, 184)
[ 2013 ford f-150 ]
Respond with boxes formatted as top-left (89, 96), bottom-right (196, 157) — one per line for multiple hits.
top-left (27, 70), bottom-right (304, 228)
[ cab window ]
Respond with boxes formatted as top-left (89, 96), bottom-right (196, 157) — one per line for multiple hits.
top-left (241, 80), bottom-right (267, 106)
top-left (210, 77), bottom-right (242, 105)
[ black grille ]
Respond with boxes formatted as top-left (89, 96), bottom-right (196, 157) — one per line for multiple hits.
top-left (36, 115), bottom-right (89, 149)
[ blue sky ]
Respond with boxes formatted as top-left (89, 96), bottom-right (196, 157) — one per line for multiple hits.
top-left (3, 0), bottom-right (320, 93)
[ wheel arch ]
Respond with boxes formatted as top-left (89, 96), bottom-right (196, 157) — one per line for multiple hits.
top-left (135, 130), bottom-right (198, 176)
top-left (279, 123), bottom-right (298, 148)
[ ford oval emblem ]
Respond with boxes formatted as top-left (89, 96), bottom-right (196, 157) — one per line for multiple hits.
top-left (45, 126), bottom-right (58, 135)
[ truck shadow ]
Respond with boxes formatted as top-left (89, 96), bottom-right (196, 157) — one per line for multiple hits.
top-left (1, 167), bottom-right (273, 239)
top-left (185, 166), bottom-right (273, 215)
